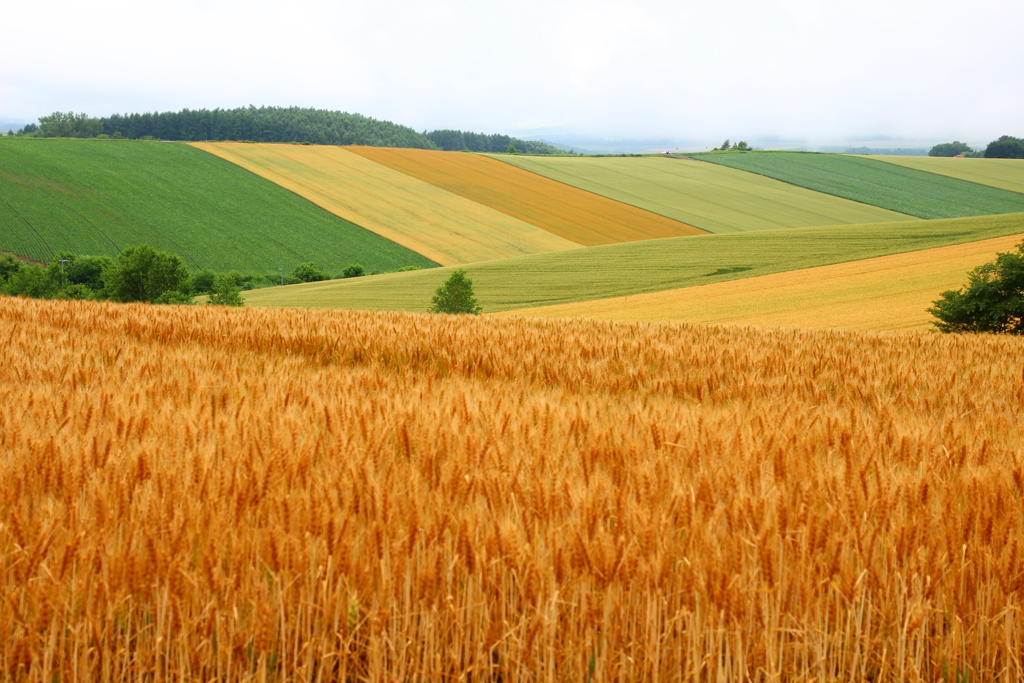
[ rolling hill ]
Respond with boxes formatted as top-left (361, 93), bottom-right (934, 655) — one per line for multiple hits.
top-left (240, 212), bottom-right (1024, 314)
top-left (503, 233), bottom-right (1024, 331)
top-left (700, 152), bottom-right (1024, 218)
top-left (192, 142), bottom-right (583, 265)
top-left (860, 155), bottom-right (1024, 194)
top-left (486, 154), bottom-right (914, 233)
top-left (0, 137), bottom-right (435, 273)
top-left (346, 146), bottom-right (705, 245)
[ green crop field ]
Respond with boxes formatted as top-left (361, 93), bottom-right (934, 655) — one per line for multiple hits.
top-left (0, 138), bottom-right (435, 273)
top-left (241, 212), bottom-right (1024, 313)
top-left (860, 155), bottom-right (1024, 195)
top-left (699, 152), bottom-right (1024, 219)
top-left (484, 154), bottom-right (912, 233)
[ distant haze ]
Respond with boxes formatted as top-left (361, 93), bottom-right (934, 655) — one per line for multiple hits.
top-left (2, 0), bottom-right (1022, 147)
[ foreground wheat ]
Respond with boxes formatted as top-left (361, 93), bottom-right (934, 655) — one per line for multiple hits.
top-left (2, 296), bottom-right (1023, 682)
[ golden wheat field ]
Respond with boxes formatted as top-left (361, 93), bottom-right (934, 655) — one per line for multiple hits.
top-left (2, 296), bottom-right (1024, 682)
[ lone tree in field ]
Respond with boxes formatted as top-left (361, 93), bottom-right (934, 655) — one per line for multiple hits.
top-left (428, 269), bottom-right (482, 315)
top-left (928, 241), bottom-right (1024, 334)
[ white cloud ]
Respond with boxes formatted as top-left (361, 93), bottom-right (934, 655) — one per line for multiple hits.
top-left (2, 0), bottom-right (1022, 143)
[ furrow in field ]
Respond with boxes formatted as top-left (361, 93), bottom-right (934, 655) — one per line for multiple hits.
top-left (346, 146), bottom-right (705, 245)
top-left (502, 233), bottom-right (1024, 331)
top-left (192, 143), bottom-right (582, 265)
top-left (486, 154), bottom-right (913, 233)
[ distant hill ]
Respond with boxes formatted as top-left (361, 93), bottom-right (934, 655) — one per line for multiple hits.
top-left (14, 106), bottom-right (563, 153)
top-left (100, 106), bottom-right (435, 148)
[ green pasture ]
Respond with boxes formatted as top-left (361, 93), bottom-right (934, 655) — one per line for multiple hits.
top-left (860, 155), bottom-right (1024, 195)
top-left (700, 152), bottom-right (1024, 219)
top-left (483, 154), bottom-right (912, 233)
top-left (0, 138), bottom-right (435, 273)
top-left (242, 212), bottom-right (1024, 313)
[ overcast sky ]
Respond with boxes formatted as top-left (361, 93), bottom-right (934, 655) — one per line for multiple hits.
top-left (3, 0), bottom-right (1022, 145)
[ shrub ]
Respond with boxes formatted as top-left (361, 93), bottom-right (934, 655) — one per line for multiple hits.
top-left (292, 262), bottom-right (329, 283)
top-left (342, 264), bottom-right (365, 279)
top-left (0, 254), bottom-right (23, 284)
top-left (397, 266), bottom-right (422, 272)
top-left (192, 269), bottom-right (217, 294)
top-left (428, 269), bottom-right (482, 314)
top-left (207, 272), bottom-right (245, 306)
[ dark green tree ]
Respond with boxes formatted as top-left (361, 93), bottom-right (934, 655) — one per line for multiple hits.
top-left (928, 241), bottom-right (1024, 334)
top-left (207, 272), bottom-right (245, 306)
top-left (507, 144), bottom-right (517, 154)
top-left (717, 140), bottom-right (731, 151)
top-left (38, 111), bottom-right (102, 138)
top-left (984, 135), bottom-right (1024, 159)
top-left (192, 269), bottom-right (217, 294)
top-left (3, 264), bottom-right (62, 298)
top-left (929, 141), bottom-right (973, 157)
top-left (0, 254), bottom-right (23, 284)
top-left (341, 264), bottom-right (365, 278)
top-left (428, 269), bottom-right (481, 314)
top-left (292, 262), bottom-right (329, 282)
top-left (102, 244), bottom-right (193, 303)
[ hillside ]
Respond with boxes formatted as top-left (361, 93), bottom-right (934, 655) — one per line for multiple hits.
top-left (192, 142), bottom-right (584, 265)
top-left (347, 146), bottom-right (705, 245)
top-left (100, 106), bottom-right (436, 148)
top-left (505, 233), bottom-right (1024, 330)
top-left (861, 154), bottom-right (1024, 194)
top-left (240, 212), bottom-right (1024, 312)
top-left (0, 137), bottom-right (434, 273)
top-left (4, 296), bottom-right (1023, 681)
top-left (486, 154), bottom-right (913, 233)
top-left (700, 151), bottom-right (1024, 218)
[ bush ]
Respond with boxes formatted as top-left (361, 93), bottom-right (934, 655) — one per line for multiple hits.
top-left (341, 264), bottom-right (365, 279)
top-left (3, 265), bottom-right (61, 298)
top-left (507, 144), bottom-right (517, 154)
top-left (0, 254), bottom-right (23, 284)
top-left (153, 290), bottom-right (195, 305)
top-left (102, 244), bottom-right (193, 303)
top-left (192, 269), bottom-right (217, 294)
top-left (428, 269), bottom-right (482, 315)
top-left (291, 262), bottom-right (329, 283)
top-left (397, 265), bottom-right (422, 272)
top-left (928, 240), bottom-right (1024, 334)
top-left (207, 272), bottom-right (245, 306)
top-left (929, 141), bottom-right (973, 157)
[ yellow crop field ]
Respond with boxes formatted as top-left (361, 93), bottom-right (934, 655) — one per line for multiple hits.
top-left (347, 147), bottom-right (705, 245)
top-left (191, 142), bottom-right (581, 265)
top-left (862, 155), bottom-right (1024, 194)
top-left (4, 295), bottom-right (1024, 681)
top-left (506, 233), bottom-right (1024, 330)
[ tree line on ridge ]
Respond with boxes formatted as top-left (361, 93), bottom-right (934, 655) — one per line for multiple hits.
top-left (8, 107), bottom-right (564, 154)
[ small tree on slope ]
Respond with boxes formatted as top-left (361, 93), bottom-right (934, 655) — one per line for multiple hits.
top-left (428, 269), bottom-right (482, 315)
top-left (928, 241), bottom-right (1024, 334)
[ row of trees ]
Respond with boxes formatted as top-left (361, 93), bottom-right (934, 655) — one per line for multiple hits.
top-left (10, 107), bottom-right (563, 154)
top-left (424, 129), bottom-right (562, 154)
top-left (929, 136), bottom-right (1024, 158)
top-left (0, 246), bottom-right (243, 305)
